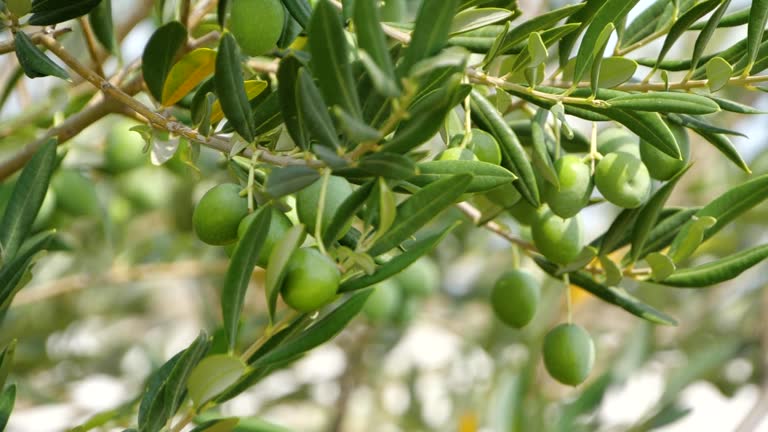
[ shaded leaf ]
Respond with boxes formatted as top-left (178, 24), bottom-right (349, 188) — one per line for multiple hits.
top-left (398, 0), bottom-right (460, 76)
top-left (29, 0), bottom-right (100, 25)
top-left (265, 166), bottom-right (321, 198)
top-left (14, 31), bottom-right (69, 80)
top-left (215, 33), bottom-right (255, 142)
top-left (408, 160), bottom-right (516, 193)
top-left (142, 21), bottom-right (187, 102)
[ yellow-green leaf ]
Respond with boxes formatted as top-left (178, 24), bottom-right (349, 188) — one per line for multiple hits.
top-left (162, 48), bottom-right (216, 106)
top-left (705, 57), bottom-right (732, 92)
top-left (187, 354), bottom-right (246, 408)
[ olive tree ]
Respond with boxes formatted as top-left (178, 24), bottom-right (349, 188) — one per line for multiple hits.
top-left (1, 0), bottom-right (768, 430)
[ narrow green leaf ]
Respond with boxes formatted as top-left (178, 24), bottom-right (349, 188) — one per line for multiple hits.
top-left (746, 0), bottom-right (768, 75)
top-left (408, 160), bottom-right (516, 193)
top-left (382, 80), bottom-right (469, 154)
top-left (277, 55), bottom-right (309, 150)
top-left (500, 3), bottom-right (585, 55)
top-left (358, 51), bottom-right (401, 97)
top-left (88, 0), bottom-right (115, 53)
top-left (707, 95), bottom-right (765, 114)
top-left (222, 208), bottom-right (272, 350)
top-left (162, 332), bottom-right (210, 415)
top-left (264, 225), bottom-right (306, 321)
top-left (450, 8), bottom-right (513, 36)
top-left (505, 24), bottom-right (582, 73)
top-left (639, 207), bottom-right (700, 258)
top-left (398, 0), bottom-right (460, 76)
top-left (29, 0), bottom-right (100, 25)
top-left (14, 31), bottom-right (69, 80)
top-left (374, 178), bottom-right (397, 242)
top-left (590, 23), bottom-right (615, 94)
top-left (369, 174), bottom-right (472, 256)
top-left (621, 0), bottom-right (671, 50)
top-left (706, 56), bottom-right (733, 92)
top-left (215, 33), bottom-right (254, 142)
top-left (690, 0), bottom-right (731, 72)
top-left (187, 354), bottom-right (246, 408)
top-left (281, 0), bottom-right (312, 28)
top-left (668, 216), bottom-right (717, 263)
top-left (0, 341), bottom-right (16, 391)
top-left (141, 21), bottom-right (187, 102)
top-left (572, 0), bottom-right (640, 86)
top-left (340, 224), bottom-right (457, 292)
top-left (355, 153), bottom-right (419, 179)
top-left (189, 418), bottom-right (240, 432)
top-left (606, 92), bottom-right (720, 114)
top-left (529, 110), bottom-right (559, 187)
top-left (309, 0), bottom-right (362, 118)
top-left (0, 385), bottom-right (15, 431)
top-left (630, 165), bottom-right (691, 263)
top-left (0, 139), bottom-right (56, 260)
top-left (598, 208), bottom-right (641, 255)
top-left (333, 107), bottom-right (382, 143)
top-left (668, 113), bottom-right (746, 137)
top-left (470, 90), bottom-right (540, 206)
top-left (689, 127), bottom-right (751, 173)
top-left (663, 243), bottom-right (768, 287)
top-left (323, 180), bottom-right (374, 246)
top-left (536, 257), bottom-right (677, 325)
top-left (251, 290), bottom-right (373, 368)
top-left (599, 255), bottom-right (623, 286)
top-left (353, 0), bottom-right (396, 84)
top-left (265, 166), bottom-right (321, 198)
top-left (296, 68), bottom-right (341, 149)
top-left (0, 230), bottom-right (54, 308)
top-left (655, 0), bottom-right (721, 68)
top-left (690, 6), bottom-right (747, 29)
top-left (251, 91), bottom-right (283, 135)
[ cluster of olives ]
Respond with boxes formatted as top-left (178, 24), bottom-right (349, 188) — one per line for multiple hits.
top-left (485, 126), bottom-right (690, 385)
top-left (490, 269), bottom-right (595, 386)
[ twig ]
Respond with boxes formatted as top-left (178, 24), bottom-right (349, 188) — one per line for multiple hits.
top-left (455, 201), bottom-right (537, 252)
top-left (79, 17), bottom-right (106, 77)
top-left (0, 28), bottom-right (72, 55)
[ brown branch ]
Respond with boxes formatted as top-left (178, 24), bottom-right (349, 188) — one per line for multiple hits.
top-left (79, 17), bottom-right (106, 77)
top-left (0, 28), bottom-right (72, 55)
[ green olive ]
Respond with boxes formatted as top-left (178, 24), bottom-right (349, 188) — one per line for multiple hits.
top-left (393, 257), bottom-right (439, 297)
top-left (469, 129), bottom-right (502, 165)
top-left (507, 198), bottom-right (542, 226)
top-left (52, 169), bottom-right (101, 217)
top-left (296, 175), bottom-right (353, 237)
top-left (595, 152), bottom-right (651, 209)
top-left (230, 0), bottom-right (285, 56)
top-left (490, 270), bottom-right (540, 328)
top-left (531, 209), bottom-right (584, 265)
top-left (237, 207), bottom-right (293, 267)
top-left (280, 248), bottom-right (340, 312)
top-left (192, 183), bottom-right (249, 245)
top-left (542, 155), bottom-right (594, 218)
top-left (542, 323), bottom-right (595, 386)
top-left (104, 120), bottom-right (147, 174)
top-left (362, 279), bottom-right (402, 322)
top-left (640, 123), bottom-right (690, 181)
top-left (597, 128), bottom-right (639, 158)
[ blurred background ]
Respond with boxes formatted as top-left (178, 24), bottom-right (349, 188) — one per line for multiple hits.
top-left (1, 0), bottom-right (768, 431)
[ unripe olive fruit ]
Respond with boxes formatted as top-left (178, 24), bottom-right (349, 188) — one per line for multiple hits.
top-left (52, 169), bottom-right (101, 217)
top-left (595, 152), bottom-right (651, 209)
top-left (507, 198), bottom-right (542, 226)
top-left (296, 175), bottom-right (353, 237)
top-left (469, 129), bottom-right (502, 165)
top-left (490, 270), bottom-right (540, 328)
top-left (104, 120), bottom-right (147, 174)
top-left (531, 209), bottom-right (584, 265)
top-left (597, 128), bottom-right (639, 157)
top-left (542, 323), bottom-right (595, 386)
top-left (192, 183), bottom-right (249, 245)
top-left (237, 207), bottom-right (293, 267)
top-left (640, 124), bottom-right (690, 181)
top-left (230, 0), bottom-right (285, 56)
top-left (393, 257), bottom-right (439, 297)
top-left (281, 248), bottom-right (340, 312)
top-left (117, 167), bottom-right (174, 211)
top-left (437, 147), bottom-right (478, 161)
top-left (542, 155), bottom-right (594, 218)
top-left (363, 279), bottom-right (402, 322)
